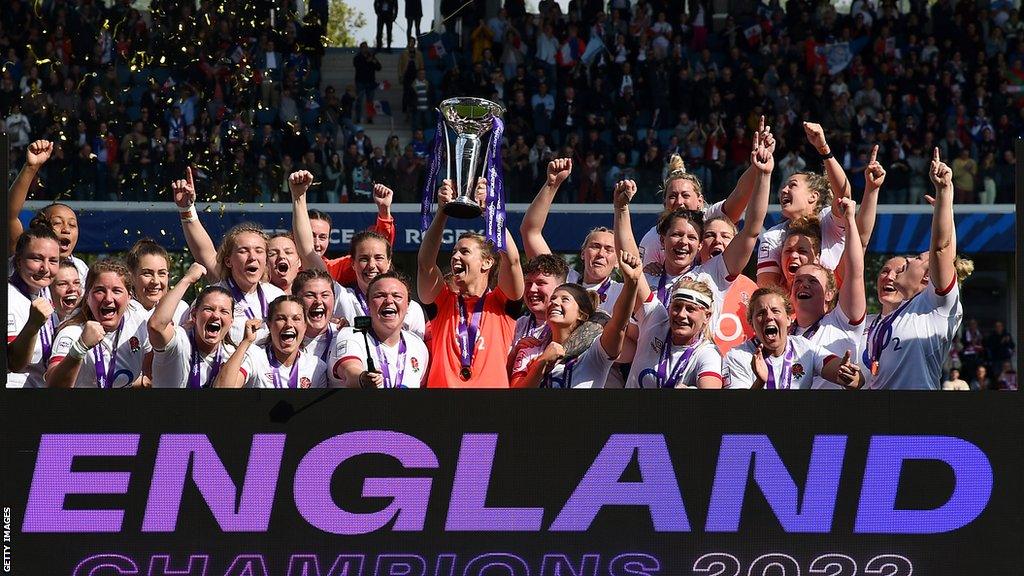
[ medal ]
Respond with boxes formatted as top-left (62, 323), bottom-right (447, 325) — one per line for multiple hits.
top-left (870, 360), bottom-right (879, 376)
top-left (461, 366), bottom-right (472, 380)
top-left (456, 291), bottom-right (488, 381)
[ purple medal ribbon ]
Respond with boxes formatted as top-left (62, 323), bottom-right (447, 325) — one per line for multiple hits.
top-left (656, 270), bottom-right (672, 307)
top-left (267, 348), bottom-right (300, 389)
top-left (93, 317), bottom-right (125, 388)
top-left (354, 288), bottom-right (369, 315)
top-left (227, 278), bottom-right (267, 319)
top-left (187, 329), bottom-right (222, 388)
top-left (863, 296), bottom-right (917, 371)
top-left (525, 314), bottom-right (552, 342)
top-left (456, 291), bottom-right (489, 376)
top-left (318, 326), bottom-right (336, 363)
top-left (545, 354), bottom-right (579, 388)
top-left (419, 114), bottom-right (447, 234)
top-left (9, 274), bottom-right (56, 358)
top-left (483, 116), bottom-right (506, 251)
top-left (371, 332), bottom-right (408, 388)
top-left (765, 341), bottom-right (797, 390)
top-left (657, 333), bottom-right (699, 388)
top-left (594, 277), bottom-right (612, 301)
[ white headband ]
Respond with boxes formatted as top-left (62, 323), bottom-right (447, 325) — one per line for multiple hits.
top-left (671, 287), bottom-right (712, 309)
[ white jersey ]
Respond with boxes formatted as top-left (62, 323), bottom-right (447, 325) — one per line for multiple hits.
top-left (626, 296), bottom-right (723, 388)
top-left (566, 270), bottom-right (624, 314)
top-left (70, 255), bottom-right (89, 284)
top-left (513, 313), bottom-right (551, 350)
top-left (150, 325), bottom-right (236, 388)
top-left (128, 298), bottom-right (190, 326)
top-left (210, 280), bottom-right (286, 344)
top-left (6, 284), bottom-right (58, 388)
top-left (757, 206), bottom-right (845, 277)
top-left (724, 335), bottom-right (837, 390)
top-left (510, 335), bottom-right (616, 388)
top-left (860, 280), bottom-right (963, 390)
top-left (791, 306), bottom-right (865, 389)
top-left (645, 254), bottom-right (733, 336)
top-left (329, 326), bottom-right (428, 388)
top-left (301, 325), bottom-right (342, 365)
top-left (639, 200), bottom-right (727, 266)
top-left (335, 286), bottom-right (427, 340)
top-left (241, 347), bottom-right (328, 388)
top-left (49, 307), bottom-right (150, 388)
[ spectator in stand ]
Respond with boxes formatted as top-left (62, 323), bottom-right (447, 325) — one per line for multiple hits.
top-left (354, 43), bottom-right (382, 124)
top-left (374, 0), bottom-right (398, 51)
top-left (406, 0), bottom-right (423, 42)
top-left (942, 368), bottom-right (970, 391)
top-left (970, 365), bottom-right (992, 391)
top-left (996, 361), bottom-right (1017, 391)
top-left (985, 321), bottom-right (1016, 376)
top-left (960, 318), bottom-right (986, 380)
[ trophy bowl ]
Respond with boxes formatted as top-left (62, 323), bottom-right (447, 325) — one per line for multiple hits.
top-left (437, 97), bottom-right (506, 219)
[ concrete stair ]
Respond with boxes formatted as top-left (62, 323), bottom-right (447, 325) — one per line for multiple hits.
top-left (321, 47), bottom-right (414, 147)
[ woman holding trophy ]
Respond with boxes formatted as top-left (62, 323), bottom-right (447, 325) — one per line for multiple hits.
top-left (416, 97), bottom-right (524, 388)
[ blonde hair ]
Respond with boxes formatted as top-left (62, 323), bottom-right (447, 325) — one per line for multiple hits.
top-left (954, 257), bottom-right (974, 285)
top-left (59, 259), bottom-right (133, 330)
top-left (792, 171), bottom-right (833, 211)
top-left (662, 154), bottom-right (704, 200)
top-left (669, 278), bottom-right (715, 341)
top-left (217, 223), bottom-right (270, 282)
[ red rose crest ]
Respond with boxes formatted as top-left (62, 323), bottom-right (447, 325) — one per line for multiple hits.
top-left (300, 377), bottom-right (312, 389)
top-left (411, 357), bottom-right (420, 372)
top-left (791, 363), bottom-right (806, 379)
top-left (129, 336), bottom-right (141, 353)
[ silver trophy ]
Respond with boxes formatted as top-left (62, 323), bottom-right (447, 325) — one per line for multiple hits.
top-left (437, 97), bottom-right (506, 219)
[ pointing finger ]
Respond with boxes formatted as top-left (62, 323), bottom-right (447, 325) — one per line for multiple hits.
top-left (869, 144), bottom-right (878, 164)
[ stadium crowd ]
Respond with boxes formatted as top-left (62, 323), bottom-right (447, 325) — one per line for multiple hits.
top-left (2, 0), bottom-right (1024, 206)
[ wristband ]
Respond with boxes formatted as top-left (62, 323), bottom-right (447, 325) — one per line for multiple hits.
top-left (819, 150), bottom-right (834, 160)
top-left (68, 338), bottom-right (90, 360)
top-left (179, 205), bottom-right (198, 222)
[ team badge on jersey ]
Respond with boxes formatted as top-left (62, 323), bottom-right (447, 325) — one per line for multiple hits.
top-left (411, 358), bottom-right (420, 372)
top-left (792, 363), bottom-right (805, 379)
top-left (300, 377), bottom-right (311, 389)
top-left (129, 336), bottom-right (141, 353)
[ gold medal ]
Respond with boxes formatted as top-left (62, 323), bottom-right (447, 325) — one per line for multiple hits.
top-left (870, 360), bottom-right (879, 376)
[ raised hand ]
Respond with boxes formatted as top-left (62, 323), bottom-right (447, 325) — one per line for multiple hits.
top-left (372, 183), bottom-right (394, 213)
top-left (546, 158), bottom-right (572, 187)
top-left (81, 321), bottom-right (105, 348)
top-left (865, 145), bottom-right (886, 189)
top-left (751, 129), bottom-right (774, 174)
top-left (171, 166), bottom-right (197, 208)
top-left (242, 319), bottom-right (263, 343)
top-left (612, 179), bottom-right (637, 209)
top-left (838, 197), bottom-right (857, 226)
top-left (835, 350), bottom-right (861, 388)
top-left (618, 250), bottom-right (641, 283)
top-left (184, 262), bottom-right (207, 283)
top-left (803, 122), bottom-right (828, 153)
top-left (928, 147), bottom-right (953, 191)
top-left (474, 177), bottom-right (488, 209)
top-left (26, 140), bottom-right (54, 167)
top-left (28, 298), bottom-right (55, 328)
top-left (751, 343), bottom-right (769, 384)
top-left (437, 179), bottom-right (455, 209)
top-left (289, 170), bottom-right (314, 200)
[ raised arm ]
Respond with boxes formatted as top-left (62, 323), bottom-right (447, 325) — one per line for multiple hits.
top-left (520, 158), bottom-right (571, 258)
top-left (8, 140), bottom-right (53, 253)
top-left (611, 180), bottom-right (649, 314)
top-left (8, 299), bottom-right (53, 372)
top-left (290, 170), bottom-right (327, 272)
top-left (927, 147), bottom-right (956, 291)
top-left (45, 321), bottom-right (105, 388)
top-left (173, 167), bottom-right (220, 282)
top-left (837, 198), bottom-right (866, 323)
top-left (723, 129), bottom-right (772, 278)
top-left (148, 263), bottom-right (206, 351)
top-left (497, 226), bottom-right (525, 300)
top-left (371, 182), bottom-right (396, 244)
top-left (213, 319), bottom-right (260, 388)
top-left (416, 180), bottom-right (454, 304)
top-left (804, 122), bottom-right (852, 218)
top-left (600, 250), bottom-right (640, 359)
top-left (857, 145), bottom-right (884, 248)
top-left (719, 117), bottom-right (771, 222)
